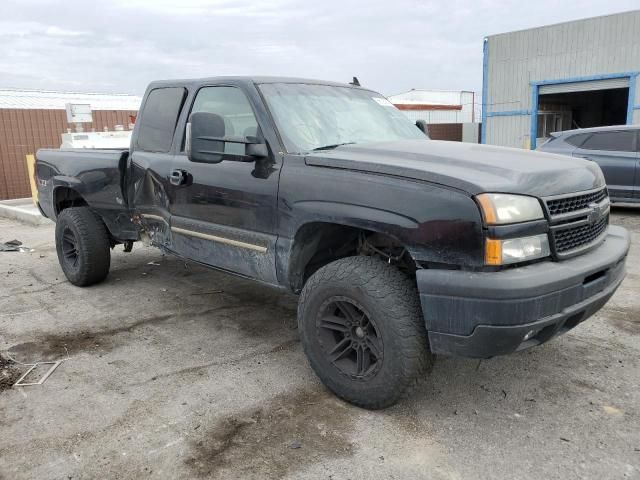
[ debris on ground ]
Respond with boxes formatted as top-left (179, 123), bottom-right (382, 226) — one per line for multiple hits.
top-left (14, 360), bottom-right (65, 387)
top-left (1, 239), bottom-right (22, 251)
top-left (602, 405), bottom-right (624, 416)
top-left (1, 239), bottom-right (33, 252)
top-left (0, 354), bottom-right (22, 391)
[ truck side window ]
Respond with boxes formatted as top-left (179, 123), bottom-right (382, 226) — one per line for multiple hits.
top-left (137, 87), bottom-right (187, 152)
top-left (187, 86), bottom-right (259, 155)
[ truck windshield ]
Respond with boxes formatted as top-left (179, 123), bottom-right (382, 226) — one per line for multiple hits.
top-left (258, 83), bottom-right (426, 153)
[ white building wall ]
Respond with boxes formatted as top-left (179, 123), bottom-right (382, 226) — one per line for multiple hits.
top-left (400, 109), bottom-right (467, 124)
top-left (460, 91), bottom-right (477, 122)
top-left (485, 115), bottom-right (531, 149)
top-left (388, 90), bottom-right (476, 124)
top-left (484, 10), bottom-right (640, 148)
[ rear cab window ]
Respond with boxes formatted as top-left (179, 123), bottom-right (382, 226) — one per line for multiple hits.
top-left (137, 87), bottom-right (187, 152)
top-left (580, 130), bottom-right (635, 152)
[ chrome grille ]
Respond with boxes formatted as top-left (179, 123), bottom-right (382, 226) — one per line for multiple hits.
top-left (546, 188), bottom-right (607, 216)
top-left (544, 187), bottom-right (609, 258)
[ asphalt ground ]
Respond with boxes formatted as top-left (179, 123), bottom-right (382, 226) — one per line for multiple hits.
top-left (1, 208), bottom-right (639, 479)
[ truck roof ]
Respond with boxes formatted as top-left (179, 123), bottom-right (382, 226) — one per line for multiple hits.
top-left (146, 76), bottom-right (367, 90)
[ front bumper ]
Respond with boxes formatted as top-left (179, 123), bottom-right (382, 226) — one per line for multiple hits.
top-left (417, 226), bottom-right (630, 358)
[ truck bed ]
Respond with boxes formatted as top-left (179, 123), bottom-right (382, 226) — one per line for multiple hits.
top-left (36, 148), bottom-right (138, 241)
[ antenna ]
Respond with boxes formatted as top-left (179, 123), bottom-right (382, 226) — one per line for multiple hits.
top-left (349, 77), bottom-right (361, 87)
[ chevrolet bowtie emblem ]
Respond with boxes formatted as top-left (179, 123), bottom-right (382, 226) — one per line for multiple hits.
top-left (587, 202), bottom-right (603, 225)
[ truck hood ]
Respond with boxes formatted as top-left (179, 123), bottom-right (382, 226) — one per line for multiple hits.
top-left (305, 139), bottom-right (605, 197)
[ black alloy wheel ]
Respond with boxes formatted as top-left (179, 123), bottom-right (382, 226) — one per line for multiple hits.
top-left (317, 297), bottom-right (383, 379)
top-left (61, 226), bottom-right (80, 269)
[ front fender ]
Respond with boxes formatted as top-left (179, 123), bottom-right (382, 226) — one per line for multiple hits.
top-left (276, 158), bottom-right (486, 290)
top-left (292, 200), bottom-right (419, 231)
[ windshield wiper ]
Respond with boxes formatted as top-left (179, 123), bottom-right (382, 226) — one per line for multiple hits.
top-left (311, 142), bottom-right (355, 151)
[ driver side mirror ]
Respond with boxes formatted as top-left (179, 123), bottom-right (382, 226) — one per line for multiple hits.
top-left (187, 112), bottom-right (268, 163)
top-left (245, 140), bottom-right (268, 158)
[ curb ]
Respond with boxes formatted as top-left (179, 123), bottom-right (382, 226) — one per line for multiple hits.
top-left (0, 199), bottom-right (52, 226)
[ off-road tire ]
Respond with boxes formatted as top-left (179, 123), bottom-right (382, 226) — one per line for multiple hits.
top-left (55, 207), bottom-right (111, 286)
top-left (298, 256), bottom-right (432, 409)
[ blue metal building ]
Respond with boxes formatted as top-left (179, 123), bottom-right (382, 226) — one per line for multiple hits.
top-left (482, 10), bottom-right (640, 149)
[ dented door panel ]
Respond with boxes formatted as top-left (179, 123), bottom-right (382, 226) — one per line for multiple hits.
top-left (128, 150), bottom-right (174, 247)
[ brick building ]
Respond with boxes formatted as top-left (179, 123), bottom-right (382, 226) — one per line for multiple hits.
top-left (0, 89), bottom-right (140, 200)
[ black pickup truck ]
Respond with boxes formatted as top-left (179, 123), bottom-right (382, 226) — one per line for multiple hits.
top-left (36, 77), bottom-right (630, 409)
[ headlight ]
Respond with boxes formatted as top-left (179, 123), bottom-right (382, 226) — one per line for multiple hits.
top-left (476, 193), bottom-right (544, 225)
top-left (485, 234), bottom-right (550, 265)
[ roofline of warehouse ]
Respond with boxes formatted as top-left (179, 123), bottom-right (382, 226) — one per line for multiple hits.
top-left (387, 89), bottom-right (475, 98)
top-left (0, 87), bottom-right (142, 110)
top-left (484, 8), bottom-right (640, 39)
top-left (393, 103), bottom-right (463, 111)
top-left (0, 87), bottom-right (138, 97)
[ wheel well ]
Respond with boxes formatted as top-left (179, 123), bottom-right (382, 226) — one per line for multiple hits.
top-left (54, 187), bottom-right (88, 216)
top-left (288, 222), bottom-right (416, 292)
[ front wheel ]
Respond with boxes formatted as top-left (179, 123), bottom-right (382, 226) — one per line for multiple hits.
top-left (298, 256), bottom-right (432, 409)
top-left (55, 207), bottom-right (111, 286)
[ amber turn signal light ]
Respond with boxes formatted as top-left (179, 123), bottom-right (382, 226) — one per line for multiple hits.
top-left (485, 238), bottom-right (502, 265)
top-left (476, 194), bottom-right (498, 224)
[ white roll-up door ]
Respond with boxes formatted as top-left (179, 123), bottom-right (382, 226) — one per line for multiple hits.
top-left (539, 77), bottom-right (629, 95)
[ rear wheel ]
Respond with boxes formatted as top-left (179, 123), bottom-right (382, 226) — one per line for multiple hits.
top-left (55, 207), bottom-right (111, 286)
top-left (298, 256), bottom-right (432, 409)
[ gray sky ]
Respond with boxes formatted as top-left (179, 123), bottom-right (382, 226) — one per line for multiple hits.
top-left (1, 0), bottom-right (638, 97)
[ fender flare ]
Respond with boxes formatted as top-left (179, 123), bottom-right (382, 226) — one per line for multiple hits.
top-left (278, 201), bottom-right (421, 291)
top-left (51, 179), bottom-right (138, 241)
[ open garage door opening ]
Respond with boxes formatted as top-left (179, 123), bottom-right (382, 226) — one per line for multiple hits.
top-left (536, 79), bottom-right (630, 144)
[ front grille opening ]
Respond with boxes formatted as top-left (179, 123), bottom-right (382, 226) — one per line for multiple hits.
top-left (583, 269), bottom-right (607, 285)
top-left (543, 188), bottom-right (610, 258)
top-left (534, 324), bottom-right (558, 342)
top-left (553, 215), bottom-right (608, 253)
top-left (546, 188), bottom-right (607, 216)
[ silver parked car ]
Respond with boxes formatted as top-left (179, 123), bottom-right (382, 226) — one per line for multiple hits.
top-left (537, 125), bottom-right (640, 203)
